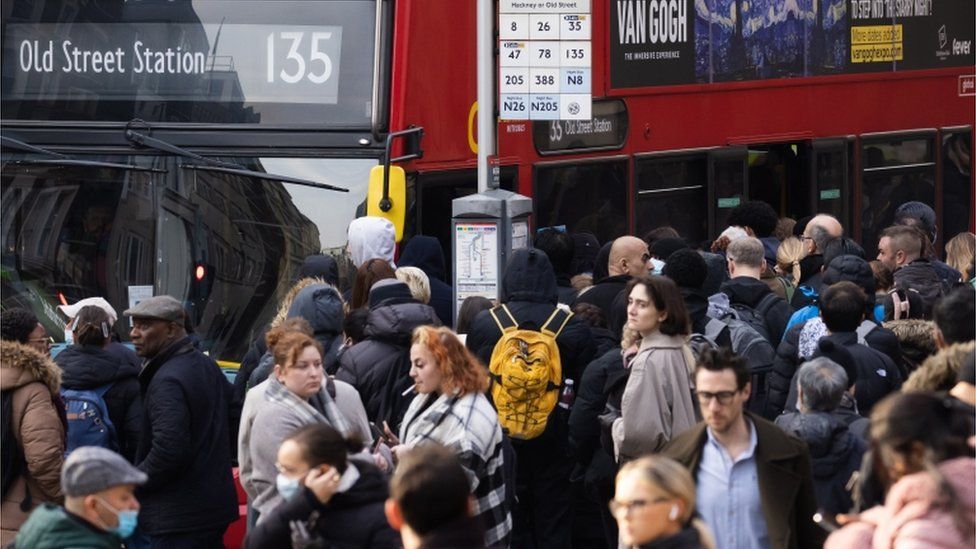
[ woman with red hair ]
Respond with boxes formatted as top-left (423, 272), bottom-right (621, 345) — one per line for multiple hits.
top-left (392, 325), bottom-right (512, 547)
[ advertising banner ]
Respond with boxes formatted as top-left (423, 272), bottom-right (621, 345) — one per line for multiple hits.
top-left (610, 0), bottom-right (975, 88)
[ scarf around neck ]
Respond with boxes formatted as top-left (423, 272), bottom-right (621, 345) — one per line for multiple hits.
top-left (265, 374), bottom-right (352, 438)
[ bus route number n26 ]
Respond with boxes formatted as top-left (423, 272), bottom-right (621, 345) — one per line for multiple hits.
top-left (266, 31), bottom-right (335, 84)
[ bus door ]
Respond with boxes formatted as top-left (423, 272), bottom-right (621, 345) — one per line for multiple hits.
top-left (809, 138), bottom-right (852, 231)
top-left (708, 147), bottom-right (748, 238)
top-left (634, 151), bottom-right (709, 246)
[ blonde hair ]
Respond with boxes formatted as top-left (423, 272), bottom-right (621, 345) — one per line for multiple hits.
top-left (396, 267), bottom-right (431, 304)
top-left (945, 232), bottom-right (975, 281)
top-left (617, 456), bottom-right (716, 549)
top-left (776, 237), bottom-right (805, 282)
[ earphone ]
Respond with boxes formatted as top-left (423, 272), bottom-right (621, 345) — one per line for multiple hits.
top-left (668, 505), bottom-right (679, 521)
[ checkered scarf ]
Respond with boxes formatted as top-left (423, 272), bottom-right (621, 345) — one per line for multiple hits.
top-left (265, 374), bottom-right (352, 438)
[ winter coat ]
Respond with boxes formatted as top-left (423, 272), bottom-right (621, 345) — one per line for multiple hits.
top-left (830, 393), bottom-right (871, 441)
top-left (783, 332), bottom-right (903, 416)
top-left (883, 319), bottom-right (937, 372)
top-left (400, 391), bottom-right (512, 547)
top-left (467, 248), bottom-right (597, 445)
top-left (572, 273), bottom-right (631, 336)
top-left (663, 413), bottom-right (826, 549)
top-left (398, 235), bottom-right (454, 327)
top-left (904, 341), bottom-right (976, 392)
top-left (720, 276), bottom-right (795, 343)
top-left (635, 525), bottom-right (706, 549)
top-left (0, 343), bottom-right (65, 544)
top-left (612, 332), bottom-right (698, 463)
top-left (335, 297), bottom-right (440, 422)
top-left (244, 461), bottom-right (398, 549)
top-left (774, 412), bottom-right (866, 515)
top-left (135, 337), bottom-right (238, 535)
top-left (238, 376), bottom-right (371, 507)
top-left (681, 288), bottom-right (731, 348)
top-left (790, 255), bottom-right (825, 310)
top-left (893, 259), bottom-right (945, 317)
top-left (826, 457), bottom-right (976, 549)
top-left (418, 516), bottom-right (487, 549)
top-left (569, 347), bottom-right (624, 503)
top-left (55, 344), bottom-right (143, 462)
top-left (930, 259), bottom-right (962, 287)
top-left (12, 503), bottom-right (120, 549)
top-left (768, 320), bottom-right (903, 418)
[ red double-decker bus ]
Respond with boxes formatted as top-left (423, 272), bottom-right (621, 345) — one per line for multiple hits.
top-left (2, 0), bottom-right (973, 363)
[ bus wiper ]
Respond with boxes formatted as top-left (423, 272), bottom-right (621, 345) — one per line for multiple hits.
top-left (181, 164), bottom-right (349, 193)
top-left (1, 136), bottom-right (67, 158)
top-left (2, 136), bottom-right (164, 172)
top-left (124, 121), bottom-right (347, 192)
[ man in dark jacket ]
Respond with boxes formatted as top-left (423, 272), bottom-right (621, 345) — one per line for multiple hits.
top-left (721, 237), bottom-right (794, 343)
top-left (467, 248), bottom-right (597, 549)
top-left (877, 225), bottom-right (947, 318)
top-left (892, 201), bottom-right (962, 284)
top-left (775, 357), bottom-right (866, 515)
top-left (397, 235), bottom-right (454, 327)
top-left (573, 235), bottom-right (649, 337)
top-left (767, 255), bottom-right (903, 418)
top-left (784, 282), bottom-right (903, 415)
top-left (663, 347), bottom-right (824, 549)
top-left (125, 296), bottom-right (237, 547)
top-left (663, 249), bottom-right (732, 347)
top-left (336, 279), bottom-right (440, 426)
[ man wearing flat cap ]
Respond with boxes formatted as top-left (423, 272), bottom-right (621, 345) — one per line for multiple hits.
top-left (14, 447), bottom-right (146, 548)
top-left (124, 296), bottom-right (237, 547)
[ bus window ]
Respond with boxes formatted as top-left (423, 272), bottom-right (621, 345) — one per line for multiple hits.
top-left (534, 158), bottom-right (628, 244)
top-left (709, 148), bottom-right (748, 237)
top-left (860, 135), bottom-right (936, 256)
top-left (810, 139), bottom-right (850, 229)
top-left (0, 161), bottom-right (157, 339)
top-left (941, 130), bottom-right (973, 244)
top-left (635, 154), bottom-right (708, 246)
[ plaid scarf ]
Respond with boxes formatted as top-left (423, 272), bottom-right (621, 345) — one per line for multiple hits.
top-left (265, 375), bottom-right (352, 438)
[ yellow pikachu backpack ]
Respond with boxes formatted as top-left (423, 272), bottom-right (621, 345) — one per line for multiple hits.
top-left (487, 304), bottom-right (573, 440)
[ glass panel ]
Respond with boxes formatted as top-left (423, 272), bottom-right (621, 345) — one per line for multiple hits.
top-left (941, 130), bottom-right (972, 244)
top-left (535, 161), bottom-right (628, 245)
top-left (712, 156), bottom-right (745, 234)
top-left (2, 1), bottom-right (377, 126)
top-left (1, 161), bottom-right (157, 340)
top-left (635, 156), bottom-right (708, 245)
top-left (860, 169), bottom-right (935, 257)
top-left (863, 138), bottom-right (934, 169)
top-left (815, 148), bottom-right (845, 221)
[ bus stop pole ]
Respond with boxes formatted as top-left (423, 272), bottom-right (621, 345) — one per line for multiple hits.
top-left (476, 0), bottom-right (495, 193)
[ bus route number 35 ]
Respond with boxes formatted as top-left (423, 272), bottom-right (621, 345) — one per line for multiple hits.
top-left (267, 31), bottom-right (334, 84)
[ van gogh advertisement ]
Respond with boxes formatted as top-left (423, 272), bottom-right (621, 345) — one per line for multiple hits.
top-left (610, 0), bottom-right (975, 88)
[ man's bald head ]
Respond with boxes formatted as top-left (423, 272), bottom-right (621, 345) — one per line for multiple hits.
top-left (609, 236), bottom-right (649, 277)
top-left (803, 214), bottom-right (843, 254)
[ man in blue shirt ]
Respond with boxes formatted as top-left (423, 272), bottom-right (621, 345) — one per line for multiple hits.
top-left (663, 347), bottom-right (824, 549)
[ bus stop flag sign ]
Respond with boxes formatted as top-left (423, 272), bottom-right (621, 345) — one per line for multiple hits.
top-left (499, 0), bottom-right (591, 121)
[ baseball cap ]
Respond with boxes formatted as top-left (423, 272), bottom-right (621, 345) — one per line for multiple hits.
top-left (59, 297), bottom-right (118, 326)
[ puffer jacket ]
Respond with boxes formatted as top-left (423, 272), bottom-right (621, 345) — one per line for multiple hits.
top-left (398, 235), bottom-right (454, 327)
top-left (55, 344), bottom-right (143, 462)
top-left (1, 343), bottom-right (65, 544)
top-left (335, 293), bottom-right (440, 422)
top-left (826, 457), bottom-right (976, 549)
top-left (775, 412), bottom-right (866, 514)
top-left (904, 341), bottom-right (976, 392)
top-left (768, 320), bottom-right (903, 418)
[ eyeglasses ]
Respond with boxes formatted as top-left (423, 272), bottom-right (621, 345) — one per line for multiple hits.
top-left (799, 235), bottom-right (814, 241)
top-left (695, 390), bottom-right (738, 405)
top-left (609, 497), bottom-right (669, 516)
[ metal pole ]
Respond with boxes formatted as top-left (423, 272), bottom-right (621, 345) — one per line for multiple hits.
top-left (477, 0), bottom-right (496, 192)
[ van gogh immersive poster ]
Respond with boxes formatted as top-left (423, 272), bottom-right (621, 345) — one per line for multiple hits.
top-left (610, 0), bottom-right (974, 88)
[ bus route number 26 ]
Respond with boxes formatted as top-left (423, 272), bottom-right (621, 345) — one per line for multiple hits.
top-left (267, 31), bottom-right (335, 84)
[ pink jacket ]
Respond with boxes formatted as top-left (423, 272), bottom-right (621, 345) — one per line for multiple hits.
top-left (826, 457), bottom-right (975, 549)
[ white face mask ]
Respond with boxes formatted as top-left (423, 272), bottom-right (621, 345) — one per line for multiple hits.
top-left (649, 258), bottom-right (666, 275)
top-left (64, 329), bottom-right (74, 346)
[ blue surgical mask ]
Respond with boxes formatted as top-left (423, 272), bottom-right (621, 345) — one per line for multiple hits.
top-left (64, 328), bottom-right (74, 346)
top-left (96, 497), bottom-right (139, 539)
top-left (276, 474), bottom-right (301, 500)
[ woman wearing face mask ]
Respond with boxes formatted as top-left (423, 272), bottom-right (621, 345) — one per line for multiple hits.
top-left (825, 391), bottom-right (975, 548)
top-left (612, 276), bottom-right (698, 464)
top-left (244, 423), bottom-right (398, 549)
top-left (387, 325), bottom-right (512, 548)
top-left (247, 332), bottom-right (360, 520)
top-left (612, 456), bottom-right (714, 548)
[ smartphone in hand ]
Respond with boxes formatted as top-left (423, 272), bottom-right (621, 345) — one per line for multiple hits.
top-left (369, 422), bottom-right (385, 451)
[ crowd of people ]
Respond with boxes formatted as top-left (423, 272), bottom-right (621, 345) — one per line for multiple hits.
top-left (1, 199), bottom-right (974, 549)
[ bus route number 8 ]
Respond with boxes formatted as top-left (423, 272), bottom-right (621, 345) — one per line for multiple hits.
top-left (267, 31), bottom-right (334, 84)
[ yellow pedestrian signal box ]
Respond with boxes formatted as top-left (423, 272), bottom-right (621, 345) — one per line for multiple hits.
top-left (367, 165), bottom-right (406, 242)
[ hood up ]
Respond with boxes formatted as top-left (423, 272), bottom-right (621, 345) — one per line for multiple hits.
top-left (287, 283), bottom-right (345, 338)
top-left (501, 248), bottom-right (558, 304)
top-left (0, 341), bottom-right (61, 394)
top-left (348, 217), bottom-right (396, 269)
top-left (398, 235), bottom-right (447, 282)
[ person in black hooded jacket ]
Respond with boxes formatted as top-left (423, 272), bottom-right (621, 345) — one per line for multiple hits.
top-left (466, 247), bottom-right (597, 549)
top-left (398, 235), bottom-right (454, 327)
top-left (55, 305), bottom-right (143, 462)
top-left (663, 249), bottom-right (732, 348)
top-left (336, 279), bottom-right (440, 427)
